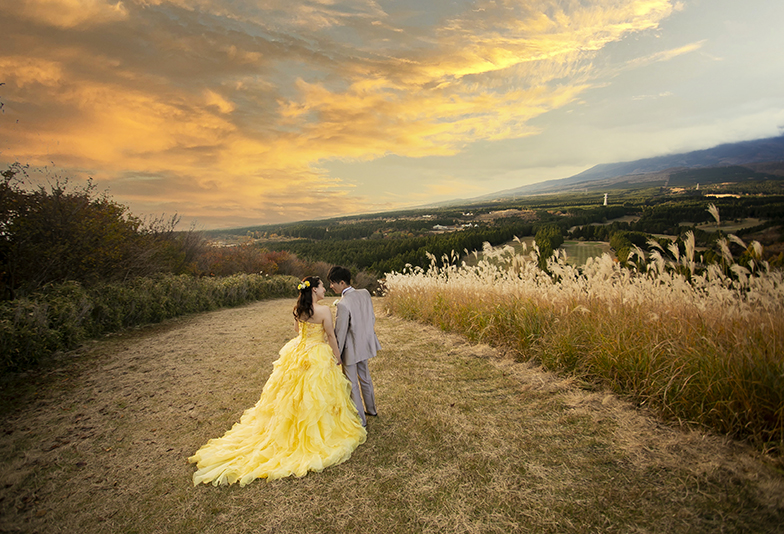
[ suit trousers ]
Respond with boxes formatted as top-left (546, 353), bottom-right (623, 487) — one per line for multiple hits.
top-left (342, 360), bottom-right (376, 427)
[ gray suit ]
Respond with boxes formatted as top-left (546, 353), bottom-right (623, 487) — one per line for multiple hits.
top-left (334, 287), bottom-right (380, 426)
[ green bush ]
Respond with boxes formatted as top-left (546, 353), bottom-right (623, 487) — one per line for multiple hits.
top-left (0, 274), bottom-right (298, 372)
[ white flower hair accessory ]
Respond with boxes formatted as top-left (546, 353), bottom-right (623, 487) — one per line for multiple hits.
top-left (297, 280), bottom-right (311, 290)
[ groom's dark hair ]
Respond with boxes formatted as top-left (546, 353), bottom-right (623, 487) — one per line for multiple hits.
top-left (327, 266), bottom-right (352, 284)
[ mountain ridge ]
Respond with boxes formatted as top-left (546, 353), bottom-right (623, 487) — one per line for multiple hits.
top-left (468, 134), bottom-right (784, 201)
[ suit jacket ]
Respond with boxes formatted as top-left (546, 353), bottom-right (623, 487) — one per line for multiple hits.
top-left (334, 287), bottom-right (381, 366)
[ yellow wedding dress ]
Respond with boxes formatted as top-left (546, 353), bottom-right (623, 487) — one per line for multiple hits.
top-left (189, 322), bottom-right (367, 486)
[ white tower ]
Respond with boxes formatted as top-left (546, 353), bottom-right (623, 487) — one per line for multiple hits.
top-left (603, 193), bottom-right (608, 206)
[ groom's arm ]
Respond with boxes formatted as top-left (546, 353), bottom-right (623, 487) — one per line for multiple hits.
top-left (334, 301), bottom-right (350, 354)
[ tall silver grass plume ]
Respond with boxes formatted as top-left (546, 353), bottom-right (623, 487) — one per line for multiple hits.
top-left (629, 245), bottom-right (645, 265)
top-left (647, 238), bottom-right (664, 252)
top-left (718, 237), bottom-right (733, 265)
top-left (728, 234), bottom-right (746, 249)
top-left (751, 240), bottom-right (763, 260)
top-left (649, 249), bottom-right (665, 274)
top-left (667, 241), bottom-right (680, 263)
top-left (706, 203), bottom-right (720, 226)
top-left (730, 264), bottom-right (750, 287)
top-left (707, 263), bottom-right (723, 281)
top-left (683, 231), bottom-right (696, 263)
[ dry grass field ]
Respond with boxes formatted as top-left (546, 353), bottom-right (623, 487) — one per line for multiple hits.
top-left (1, 298), bottom-right (783, 533)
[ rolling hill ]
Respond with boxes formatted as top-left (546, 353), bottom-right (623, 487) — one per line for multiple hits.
top-left (474, 134), bottom-right (784, 200)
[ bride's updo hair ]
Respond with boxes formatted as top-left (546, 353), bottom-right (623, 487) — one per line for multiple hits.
top-left (293, 275), bottom-right (321, 322)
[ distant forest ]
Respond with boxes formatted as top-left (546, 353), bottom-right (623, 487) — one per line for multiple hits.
top-left (206, 169), bottom-right (784, 276)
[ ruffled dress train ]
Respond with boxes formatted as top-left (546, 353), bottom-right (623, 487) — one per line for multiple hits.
top-left (188, 322), bottom-right (366, 486)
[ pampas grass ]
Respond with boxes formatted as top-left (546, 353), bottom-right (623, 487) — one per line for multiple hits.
top-left (384, 239), bottom-right (783, 451)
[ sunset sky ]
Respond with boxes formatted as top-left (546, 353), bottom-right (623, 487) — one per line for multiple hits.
top-left (1, 0), bottom-right (783, 229)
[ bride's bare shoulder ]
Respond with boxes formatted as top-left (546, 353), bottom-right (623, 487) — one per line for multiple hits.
top-left (312, 303), bottom-right (331, 317)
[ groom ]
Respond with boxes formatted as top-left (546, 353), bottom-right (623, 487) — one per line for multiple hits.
top-left (328, 266), bottom-right (380, 427)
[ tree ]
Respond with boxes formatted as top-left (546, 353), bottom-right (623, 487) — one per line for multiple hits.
top-left (534, 225), bottom-right (564, 270)
top-left (0, 167), bottom-right (204, 299)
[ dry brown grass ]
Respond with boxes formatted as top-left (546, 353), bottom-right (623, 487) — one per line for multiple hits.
top-left (1, 298), bottom-right (783, 533)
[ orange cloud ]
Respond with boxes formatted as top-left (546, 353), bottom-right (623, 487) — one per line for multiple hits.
top-left (0, 0), bottom-right (677, 227)
top-left (7, 0), bottom-right (128, 28)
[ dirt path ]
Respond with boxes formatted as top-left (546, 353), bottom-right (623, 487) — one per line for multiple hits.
top-left (1, 299), bottom-right (782, 533)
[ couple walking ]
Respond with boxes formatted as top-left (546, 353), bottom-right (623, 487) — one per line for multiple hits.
top-left (188, 266), bottom-right (379, 486)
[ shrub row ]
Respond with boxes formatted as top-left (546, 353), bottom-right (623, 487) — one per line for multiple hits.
top-left (0, 273), bottom-right (298, 372)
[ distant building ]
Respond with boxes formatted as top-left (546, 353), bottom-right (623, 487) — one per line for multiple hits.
top-left (603, 193), bottom-right (608, 206)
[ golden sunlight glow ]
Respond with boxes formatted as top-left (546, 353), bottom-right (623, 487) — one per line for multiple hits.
top-left (10, 0), bottom-right (128, 28)
top-left (0, 0), bottom-right (679, 227)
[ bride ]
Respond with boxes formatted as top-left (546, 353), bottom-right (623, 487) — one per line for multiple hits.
top-left (188, 276), bottom-right (367, 486)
